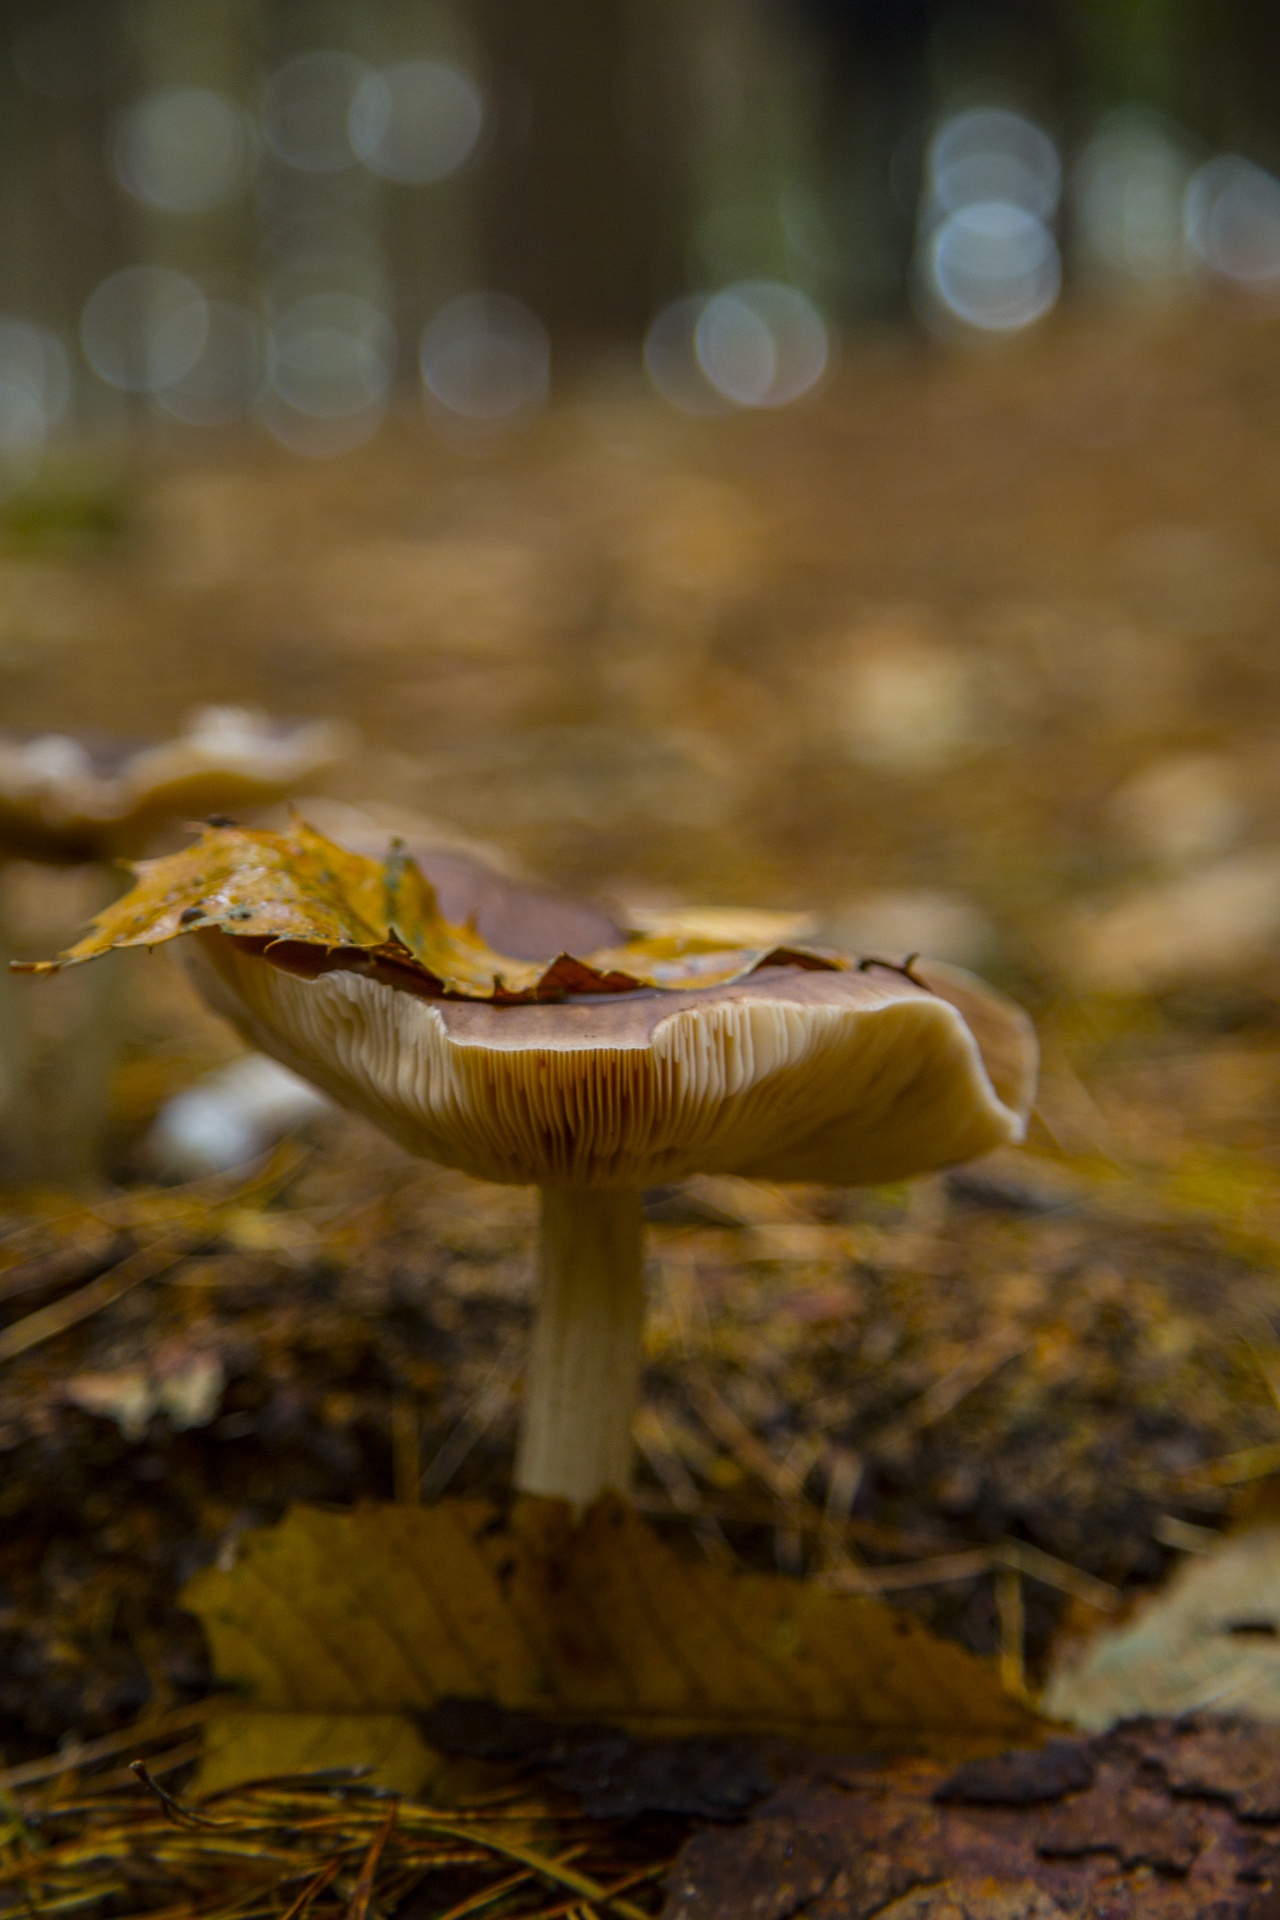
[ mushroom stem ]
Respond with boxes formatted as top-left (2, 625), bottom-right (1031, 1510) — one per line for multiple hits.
top-left (515, 1185), bottom-right (645, 1507)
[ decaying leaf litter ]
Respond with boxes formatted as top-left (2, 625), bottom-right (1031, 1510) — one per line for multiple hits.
top-left (9, 307), bottom-right (1280, 1911)
top-left (11, 1711), bottom-right (1280, 1920)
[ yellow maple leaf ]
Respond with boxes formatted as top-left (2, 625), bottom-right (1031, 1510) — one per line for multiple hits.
top-left (17, 817), bottom-right (840, 1004)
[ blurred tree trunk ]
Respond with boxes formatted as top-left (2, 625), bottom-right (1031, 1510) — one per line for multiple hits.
top-left (126, 0), bottom-right (261, 296)
top-left (682, 0), bottom-right (828, 300)
top-left (0, 0), bottom-right (132, 432)
top-left (374, 0), bottom-right (485, 368)
top-left (787, 0), bottom-right (1077, 320)
top-left (785, 0), bottom-right (931, 319)
top-left (469, 0), bottom-right (689, 345)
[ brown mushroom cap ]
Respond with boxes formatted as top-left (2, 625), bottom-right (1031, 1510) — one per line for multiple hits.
top-left (0, 709), bottom-right (351, 862)
top-left (188, 929), bottom-right (1036, 1189)
top-left (296, 800), bottom-right (626, 961)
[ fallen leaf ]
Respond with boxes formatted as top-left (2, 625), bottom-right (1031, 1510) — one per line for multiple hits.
top-left (197, 1708), bottom-right (441, 1796)
top-left (1044, 1525), bottom-right (1280, 1728)
top-left (182, 1495), bottom-right (1040, 1790)
top-left (18, 817), bottom-right (842, 1003)
top-left (624, 906), bottom-right (820, 946)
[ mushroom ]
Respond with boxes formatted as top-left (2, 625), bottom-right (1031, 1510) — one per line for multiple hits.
top-left (145, 805), bottom-right (620, 1180)
top-left (23, 819), bottom-right (1037, 1502)
top-left (0, 710), bottom-right (351, 1185)
top-left (0, 708), bottom-right (352, 864)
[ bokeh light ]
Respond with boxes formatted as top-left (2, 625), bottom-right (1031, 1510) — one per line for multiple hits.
top-left (80, 266), bottom-right (209, 393)
top-left (348, 61), bottom-right (483, 184)
top-left (261, 50), bottom-right (368, 174)
top-left (1186, 154), bottom-right (1280, 288)
top-left (929, 202), bottom-right (1061, 331)
top-left (1074, 108), bottom-right (1195, 285)
top-left (695, 292), bottom-right (774, 406)
top-left (930, 108), bottom-right (1061, 219)
top-left (154, 302), bottom-right (267, 424)
top-left (0, 386), bottom-right (47, 470)
top-left (919, 108), bottom-right (1062, 333)
top-left (643, 296), bottom-right (734, 415)
top-left (644, 284), bottom-right (828, 413)
top-left (420, 294), bottom-right (549, 421)
top-left (0, 321), bottom-right (70, 438)
top-left (694, 281), bottom-right (829, 407)
top-left (260, 395), bottom-right (386, 457)
top-left (113, 87), bottom-right (250, 214)
top-left (269, 292), bottom-right (396, 418)
top-left (840, 641), bottom-right (978, 772)
top-left (0, 320), bottom-right (67, 482)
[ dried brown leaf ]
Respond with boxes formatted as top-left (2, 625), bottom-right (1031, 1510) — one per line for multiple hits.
top-left (1044, 1524), bottom-right (1280, 1727)
top-left (196, 1710), bottom-right (443, 1797)
top-left (183, 1495), bottom-right (1040, 1791)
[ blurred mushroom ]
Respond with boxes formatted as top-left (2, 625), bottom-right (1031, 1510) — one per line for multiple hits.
top-left (0, 709), bottom-right (351, 1186)
top-left (0, 708), bottom-right (352, 864)
top-left (25, 820), bottom-right (1037, 1503)
top-left (145, 1052), bottom-right (332, 1180)
top-left (1105, 753), bottom-right (1245, 870)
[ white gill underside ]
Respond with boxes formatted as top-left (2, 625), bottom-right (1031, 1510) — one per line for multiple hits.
top-left (192, 943), bottom-right (1025, 1188)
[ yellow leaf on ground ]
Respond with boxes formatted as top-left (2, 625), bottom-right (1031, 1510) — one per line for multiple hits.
top-left (184, 1495), bottom-right (1041, 1790)
top-left (1045, 1522), bottom-right (1280, 1728)
top-left (197, 1708), bottom-right (439, 1796)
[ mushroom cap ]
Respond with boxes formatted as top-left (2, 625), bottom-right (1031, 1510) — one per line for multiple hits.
top-left (187, 929), bottom-right (1037, 1189)
top-left (290, 799), bottom-right (626, 960)
top-left (20, 813), bottom-right (1037, 1189)
top-left (0, 709), bottom-right (351, 862)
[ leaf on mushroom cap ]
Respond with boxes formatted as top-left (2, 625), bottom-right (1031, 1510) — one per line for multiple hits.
top-left (290, 798), bottom-right (627, 960)
top-left (21, 816), bottom-right (1037, 1187)
top-left (623, 904), bottom-right (821, 946)
top-left (19, 817), bottom-right (845, 1004)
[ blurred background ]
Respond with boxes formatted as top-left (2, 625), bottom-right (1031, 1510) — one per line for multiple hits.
top-left (4, 0), bottom-right (1280, 932)
top-left (11, 0), bottom-right (1280, 1259)
top-left (3, 0), bottom-right (1280, 432)
top-left (12, 0), bottom-right (1280, 1766)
